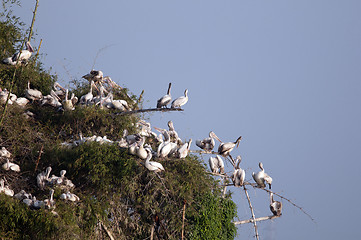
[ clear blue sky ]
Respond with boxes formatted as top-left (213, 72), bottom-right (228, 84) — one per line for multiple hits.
top-left (13, 1), bottom-right (361, 239)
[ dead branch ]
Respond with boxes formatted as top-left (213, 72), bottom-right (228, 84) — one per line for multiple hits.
top-left (181, 200), bottom-right (186, 240)
top-left (115, 107), bottom-right (184, 116)
top-left (233, 215), bottom-right (281, 225)
top-left (243, 185), bottom-right (260, 240)
top-left (34, 145), bottom-right (43, 172)
top-left (99, 218), bottom-right (115, 240)
top-left (254, 187), bottom-right (316, 223)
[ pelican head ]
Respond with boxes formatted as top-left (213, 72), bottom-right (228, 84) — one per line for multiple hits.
top-left (26, 41), bottom-right (34, 53)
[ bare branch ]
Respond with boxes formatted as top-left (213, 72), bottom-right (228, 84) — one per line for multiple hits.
top-left (114, 107), bottom-right (184, 116)
top-left (234, 215), bottom-right (281, 225)
top-left (253, 186), bottom-right (316, 223)
top-left (243, 186), bottom-right (260, 240)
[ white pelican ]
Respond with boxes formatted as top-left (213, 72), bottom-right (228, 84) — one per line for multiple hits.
top-left (32, 198), bottom-right (45, 209)
top-left (135, 137), bottom-right (148, 160)
top-left (15, 97), bottom-right (29, 107)
top-left (217, 135), bottom-right (242, 164)
top-left (171, 89), bottom-right (188, 108)
top-left (22, 196), bottom-right (33, 207)
top-left (196, 131), bottom-right (218, 152)
top-left (176, 139), bottom-right (192, 159)
top-left (167, 120), bottom-right (183, 144)
top-left (14, 190), bottom-right (31, 201)
top-left (82, 70), bottom-right (103, 84)
top-left (103, 93), bottom-right (130, 111)
top-left (25, 81), bottom-right (43, 101)
top-left (232, 156), bottom-right (245, 187)
top-left (2, 41), bottom-right (34, 65)
top-left (155, 128), bottom-right (172, 158)
top-left (60, 191), bottom-right (80, 202)
top-left (270, 192), bottom-right (282, 216)
top-left (62, 89), bottom-right (75, 111)
top-left (0, 147), bottom-right (11, 158)
top-left (44, 189), bottom-right (56, 209)
top-left (157, 83), bottom-right (172, 108)
top-left (0, 179), bottom-right (14, 196)
top-left (144, 148), bottom-right (164, 172)
top-left (2, 158), bottom-right (20, 172)
top-left (209, 155), bottom-right (224, 174)
top-left (53, 82), bottom-right (66, 99)
top-left (79, 80), bottom-right (97, 105)
top-left (252, 162), bottom-right (273, 189)
top-left (37, 166), bottom-right (52, 189)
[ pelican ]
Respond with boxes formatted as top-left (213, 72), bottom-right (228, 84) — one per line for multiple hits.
top-left (135, 137), bottom-right (148, 160)
top-left (79, 80), bottom-right (97, 105)
top-left (155, 128), bottom-right (172, 158)
top-left (15, 97), bottom-right (29, 107)
top-left (22, 195), bottom-right (33, 206)
top-left (252, 162), bottom-right (273, 189)
top-left (32, 198), bottom-right (45, 209)
top-left (167, 120), bottom-right (183, 144)
top-left (25, 81), bottom-right (43, 101)
top-left (0, 179), bottom-right (14, 196)
top-left (270, 192), bottom-right (282, 216)
top-left (44, 189), bottom-right (56, 209)
top-left (14, 190), bottom-right (31, 201)
top-left (217, 135), bottom-right (242, 164)
top-left (62, 89), bottom-right (75, 111)
top-left (209, 155), bottom-right (224, 174)
top-left (82, 70), bottom-right (104, 84)
top-left (50, 170), bottom-right (67, 185)
top-left (196, 131), bottom-right (218, 152)
top-left (60, 191), bottom-right (80, 202)
top-left (144, 148), bottom-right (164, 172)
top-left (232, 156), bottom-right (245, 187)
top-left (103, 93), bottom-right (130, 111)
top-left (53, 82), bottom-right (66, 99)
top-left (37, 166), bottom-right (52, 189)
top-left (171, 89), bottom-right (188, 108)
top-left (2, 158), bottom-right (20, 172)
top-left (2, 41), bottom-right (34, 65)
top-left (0, 147), bottom-right (11, 158)
top-left (176, 139), bottom-right (192, 159)
top-left (157, 83), bottom-right (172, 108)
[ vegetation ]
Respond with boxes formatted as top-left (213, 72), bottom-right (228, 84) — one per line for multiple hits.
top-left (0, 2), bottom-right (237, 239)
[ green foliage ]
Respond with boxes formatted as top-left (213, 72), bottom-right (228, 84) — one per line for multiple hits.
top-left (0, 3), bottom-right (239, 239)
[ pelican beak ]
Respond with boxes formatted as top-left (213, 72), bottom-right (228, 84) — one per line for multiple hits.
top-left (211, 132), bottom-right (222, 143)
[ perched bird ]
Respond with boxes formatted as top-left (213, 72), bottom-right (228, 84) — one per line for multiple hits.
top-left (135, 137), bottom-right (148, 160)
top-left (196, 131), bottom-right (218, 152)
top-left (176, 139), bottom-right (192, 159)
top-left (157, 83), bottom-right (172, 108)
top-left (0, 147), bottom-right (11, 158)
top-left (209, 155), bottom-right (225, 174)
top-left (232, 156), bottom-right (245, 187)
top-left (14, 97), bottom-right (29, 107)
top-left (269, 192), bottom-right (282, 216)
top-left (217, 135), bottom-right (242, 165)
top-left (60, 191), bottom-right (80, 202)
top-left (0, 179), bottom-right (14, 196)
top-left (144, 148), bottom-right (165, 172)
top-left (167, 120), bottom-right (182, 144)
top-left (62, 89), bottom-right (75, 111)
top-left (82, 70), bottom-right (104, 84)
top-left (79, 80), bottom-right (97, 105)
top-left (171, 89), bottom-right (188, 108)
top-left (2, 158), bottom-right (20, 172)
top-left (37, 167), bottom-right (52, 189)
top-left (252, 162), bottom-right (273, 189)
top-left (2, 41), bottom-right (34, 65)
top-left (44, 189), bottom-right (56, 209)
top-left (25, 81), bottom-right (43, 101)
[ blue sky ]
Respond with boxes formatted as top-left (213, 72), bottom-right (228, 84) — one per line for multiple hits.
top-left (12, 1), bottom-right (361, 239)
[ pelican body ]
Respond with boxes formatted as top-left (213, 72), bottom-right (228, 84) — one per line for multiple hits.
top-left (217, 136), bottom-right (242, 157)
top-left (157, 83), bottom-right (172, 108)
top-left (196, 131), bottom-right (217, 152)
top-left (2, 41), bottom-right (34, 65)
top-left (270, 192), bottom-right (282, 216)
top-left (145, 149), bottom-right (165, 172)
top-left (252, 162), bottom-right (273, 189)
top-left (232, 156), bottom-right (245, 187)
top-left (209, 155), bottom-right (224, 174)
top-left (171, 89), bottom-right (188, 108)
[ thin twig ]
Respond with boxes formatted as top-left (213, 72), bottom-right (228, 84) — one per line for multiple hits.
top-left (243, 185), bottom-right (260, 240)
top-left (33, 39), bottom-right (42, 63)
top-left (181, 200), bottom-right (186, 240)
top-left (98, 218), bottom-right (115, 240)
top-left (233, 215), bottom-right (281, 225)
top-left (34, 145), bottom-right (43, 172)
top-left (114, 107), bottom-right (183, 116)
top-left (254, 187), bottom-right (316, 223)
